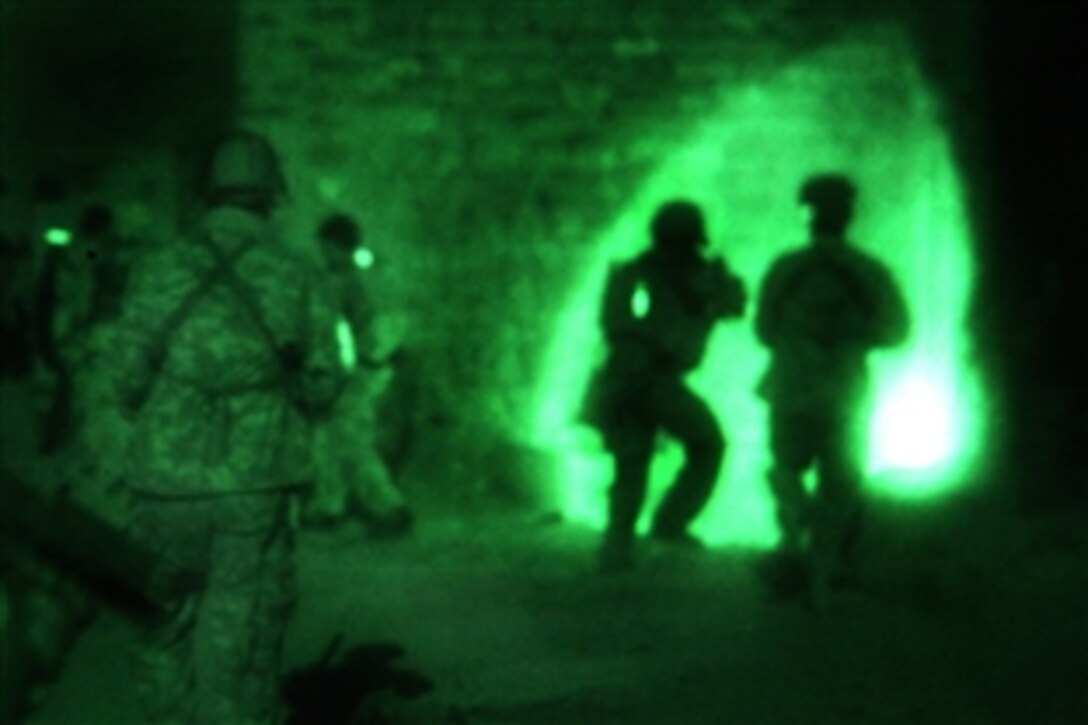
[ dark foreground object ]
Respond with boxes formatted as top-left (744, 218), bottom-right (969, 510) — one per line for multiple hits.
top-left (0, 467), bottom-right (186, 724)
top-left (282, 636), bottom-right (434, 724)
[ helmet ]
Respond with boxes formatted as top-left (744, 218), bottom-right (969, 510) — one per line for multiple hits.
top-left (204, 130), bottom-right (287, 201)
top-left (318, 213), bottom-right (361, 250)
top-left (650, 200), bottom-right (707, 251)
top-left (799, 173), bottom-right (856, 212)
top-left (799, 174), bottom-right (856, 234)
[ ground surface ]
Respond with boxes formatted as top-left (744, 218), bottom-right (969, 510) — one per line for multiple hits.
top-left (25, 496), bottom-right (1088, 724)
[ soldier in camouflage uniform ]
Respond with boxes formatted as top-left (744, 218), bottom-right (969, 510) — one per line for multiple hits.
top-left (585, 201), bottom-right (747, 570)
top-left (755, 174), bottom-right (909, 608)
top-left (112, 131), bottom-right (342, 723)
top-left (304, 213), bottom-right (412, 537)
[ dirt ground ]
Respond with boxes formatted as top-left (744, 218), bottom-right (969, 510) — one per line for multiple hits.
top-left (25, 493), bottom-right (1088, 724)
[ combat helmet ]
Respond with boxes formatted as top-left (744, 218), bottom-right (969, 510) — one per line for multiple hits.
top-left (650, 200), bottom-right (708, 253)
top-left (318, 213), bottom-right (361, 250)
top-left (799, 173), bottom-right (856, 234)
top-left (799, 173), bottom-right (856, 210)
top-left (203, 130), bottom-right (287, 210)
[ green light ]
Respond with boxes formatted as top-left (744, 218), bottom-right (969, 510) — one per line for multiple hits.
top-left (631, 282), bottom-right (651, 318)
top-left (45, 228), bottom-right (72, 246)
top-left (530, 27), bottom-right (987, 547)
top-left (353, 247), bottom-right (375, 270)
top-left (335, 317), bottom-right (357, 370)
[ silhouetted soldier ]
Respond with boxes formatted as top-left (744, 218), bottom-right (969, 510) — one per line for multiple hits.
top-left (111, 131), bottom-right (342, 722)
top-left (0, 178), bottom-right (35, 378)
top-left (585, 201), bottom-right (746, 570)
top-left (304, 212), bottom-right (413, 538)
top-left (38, 204), bottom-right (142, 469)
top-left (755, 174), bottom-right (909, 608)
top-left (30, 176), bottom-right (83, 453)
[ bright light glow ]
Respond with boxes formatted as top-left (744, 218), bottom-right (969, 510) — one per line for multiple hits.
top-left (530, 27), bottom-right (986, 546)
top-left (353, 247), bottom-right (375, 270)
top-left (870, 374), bottom-right (955, 469)
top-left (335, 317), bottom-right (357, 370)
top-left (631, 283), bottom-right (651, 318)
top-left (45, 228), bottom-right (72, 246)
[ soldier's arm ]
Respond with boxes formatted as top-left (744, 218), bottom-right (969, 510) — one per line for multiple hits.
top-left (862, 259), bottom-right (910, 347)
top-left (755, 258), bottom-right (794, 348)
top-left (705, 257), bottom-right (747, 320)
top-left (600, 263), bottom-right (642, 340)
top-left (600, 262), bottom-right (683, 358)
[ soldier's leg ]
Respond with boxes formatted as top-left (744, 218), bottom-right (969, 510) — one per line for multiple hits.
top-left (128, 495), bottom-right (213, 724)
top-left (241, 494), bottom-right (296, 719)
top-left (601, 419), bottom-right (655, 569)
top-left (302, 424), bottom-right (348, 527)
top-left (813, 411), bottom-right (866, 582)
top-left (194, 493), bottom-right (293, 724)
top-left (345, 437), bottom-right (413, 538)
top-left (650, 382), bottom-right (725, 541)
top-left (767, 410), bottom-right (817, 554)
top-left (320, 378), bottom-right (411, 536)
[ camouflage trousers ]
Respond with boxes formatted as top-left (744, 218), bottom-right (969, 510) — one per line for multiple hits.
top-left (307, 377), bottom-right (407, 524)
top-left (127, 490), bottom-right (295, 724)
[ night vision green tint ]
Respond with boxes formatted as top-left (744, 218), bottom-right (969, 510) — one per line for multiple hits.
top-left (45, 227), bottom-right (72, 246)
top-left (531, 30), bottom-right (986, 547)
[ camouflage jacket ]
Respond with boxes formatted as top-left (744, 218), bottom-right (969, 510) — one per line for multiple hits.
top-left (755, 241), bottom-right (909, 413)
top-left (329, 266), bottom-right (380, 367)
top-left (113, 207), bottom-right (341, 496)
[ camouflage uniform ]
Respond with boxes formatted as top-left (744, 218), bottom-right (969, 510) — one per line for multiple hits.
top-left (309, 265), bottom-right (408, 529)
top-left (113, 205), bottom-right (339, 723)
top-left (586, 219), bottom-right (746, 565)
top-left (756, 238), bottom-right (909, 589)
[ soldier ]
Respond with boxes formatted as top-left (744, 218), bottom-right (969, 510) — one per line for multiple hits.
top-left (304, 212), bottom-right (412, 538)
top-left (0, 177), bottom-right (36, 378)
top-left (30, 176), bottom-right (84, 454)
top-left (111, 131), bottom-right (342, 723)
top-left (69, 204), bottom-right (144, 514)
top-left (584, 200), bottom-right (747, 570)
top-left (755, 173), bottom-right (909, 608)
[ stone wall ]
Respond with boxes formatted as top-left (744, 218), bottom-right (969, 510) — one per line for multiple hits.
top-left (234, 0), bottom-right (968, 511)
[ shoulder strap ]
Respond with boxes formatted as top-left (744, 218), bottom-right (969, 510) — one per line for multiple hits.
top-left (193, 237), bottom-right (285, 361)
top-left (124, 236), bottom-right (258, 412)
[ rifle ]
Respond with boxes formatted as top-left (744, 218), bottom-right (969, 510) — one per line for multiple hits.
top-left (281, 635), bottom-right (433, 724)
top-left (0, 466), bottom-right (200, 619)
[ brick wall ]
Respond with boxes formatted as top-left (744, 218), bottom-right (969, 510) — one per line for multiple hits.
top-left (235, 0), bottom-right (952, 505)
